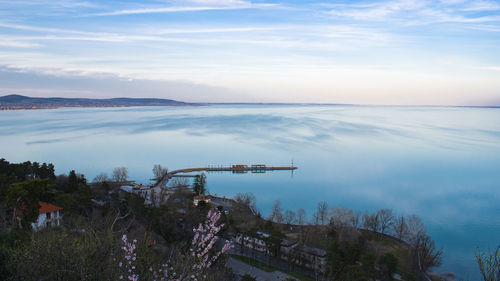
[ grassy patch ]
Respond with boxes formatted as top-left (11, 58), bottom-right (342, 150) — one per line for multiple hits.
top-left (286, 271), bottom-right (317, 281)
top-left (230, 254), bottom-right (275, 272)
top-left (229, 254), bottom-right (316, 281)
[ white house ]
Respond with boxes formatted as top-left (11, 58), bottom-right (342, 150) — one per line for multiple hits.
top-left (235, 231), bottom-right (271, 253)
top-left (31, 202), bottom-right (63, 230)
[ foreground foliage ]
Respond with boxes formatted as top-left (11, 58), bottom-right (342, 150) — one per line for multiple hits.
top-left (476, 246), bottom-right (500, 281)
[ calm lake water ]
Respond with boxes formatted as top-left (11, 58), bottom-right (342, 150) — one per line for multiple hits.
top-left (1, 105), bottom-right (499, 279)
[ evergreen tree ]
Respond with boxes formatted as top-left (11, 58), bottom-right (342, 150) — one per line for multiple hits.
top-left (6, 179), bottom-right (52, 227)
top-left (192, 173), bottom-right (206, 195)
top-left (67, 170), bottom-right (78, 193)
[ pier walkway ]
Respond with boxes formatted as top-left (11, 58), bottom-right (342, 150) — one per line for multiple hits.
top-left (155, 164), bottom-right (297, 187)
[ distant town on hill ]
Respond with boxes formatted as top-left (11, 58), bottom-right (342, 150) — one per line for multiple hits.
top-left (0, 94), bottom-right (195, 110)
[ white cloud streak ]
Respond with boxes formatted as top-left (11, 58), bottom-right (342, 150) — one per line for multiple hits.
top-left (0, 0), bottom-right (100, 8)
top-left (0, 23), bottom-right (104, 36)
top-left (460, 1), bottom-right (500, 11)
top-left (0, 22), bottom-right (393, 50)
top-left (327, 0), bottom-right (500, 24)
top-left (86, 2), bottom-right (277, 17)
top-left (0, 40), bottom-right (40, 48)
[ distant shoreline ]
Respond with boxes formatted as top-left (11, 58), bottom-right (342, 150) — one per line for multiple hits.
top-left (0, 104), bottom-right (201, 110)
top-left (2, 104), bottom-right (499, 111)
top-left (0, 94), bottom-right (198, 110)
top-left (1, 95), bottom-right (499, 110)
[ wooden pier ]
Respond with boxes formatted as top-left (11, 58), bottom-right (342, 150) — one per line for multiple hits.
top-left (169, 165), bottom-right (296, 176)
top-left (156, 164), bottom-right (297, 185)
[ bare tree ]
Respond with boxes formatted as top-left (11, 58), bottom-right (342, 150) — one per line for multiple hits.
top-left (297, 208), bottom-right (306, 225)
top-left (351, 210), bottom-right (361, 228)
top-left (283, 210), bottom-right (296, 225)
top-left (152, 164), bottom-right (168, 179)
top-left (329, 206), bottom-right (353, 229)
top-left (296, 208), bottom-right (307, 243)
top-left (362, 211), bottom-right (379, 232)
top-left (93, 172), bottom-right (109, 183)
top-left (234, 192), bottom-right (256, 209)
top-left (377, 209), bottom-right (394, 234)
top-left (392, 215), bottom-right (408, 240)
top-left (314, 201), bottom-right (329, 225)
top-left (330, 206), bottom-right (358, 241)
top-left (475, 246), bottom-right (500, 281)
top-left (269, 199), bottom-right (283, 223)
top-left (112, 167), bottom-right (128, 183)
top-left (414, 233), bottom-right (443, 274)
top-left (407, 214), bottom-right (426, 244)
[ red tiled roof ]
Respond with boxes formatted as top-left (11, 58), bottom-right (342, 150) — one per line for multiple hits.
top-left (38, 202), bottom-right (63, 214)
top-left (15, 201), bottom-right (63, 216)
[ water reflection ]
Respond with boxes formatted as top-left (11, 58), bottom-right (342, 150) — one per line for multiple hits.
top-left (1, 105), bottom-right (499, 279)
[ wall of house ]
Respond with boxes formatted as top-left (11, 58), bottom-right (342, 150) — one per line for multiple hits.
top-left (31, 210), bottom-right (61, 230)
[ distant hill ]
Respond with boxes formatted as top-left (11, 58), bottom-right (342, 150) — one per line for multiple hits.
top-left (0, 95), bottom-right (196, 109)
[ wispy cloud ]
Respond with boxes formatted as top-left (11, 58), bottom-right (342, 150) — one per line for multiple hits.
top-left (0, 39), bottom-right (40, 48)
top-left (327, 0), bottom-right (500, 24)
top-left (86, 1), bottom-right (277, 17)
top-left (478, 66), bottom-right (500, 71)
top-left (0, 22), bottom-right (282, 38)
top-left (148, 26), bottom-right (281, 35)
top-left (0, 23), bottom-right (104, 36)
top-left (466, 24), bottom-right (500, 32)
top-left (0, 21), bottom-right (392, 50)
top-left (328, 0), bottom-right (426, 21)
top-left (0, 0), bottom-right (99, 8)
top-left (460, 1), bottom-right (500, 12)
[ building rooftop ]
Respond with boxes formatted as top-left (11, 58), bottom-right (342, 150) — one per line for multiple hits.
top-left (39, 202), bottom-right (63, 214)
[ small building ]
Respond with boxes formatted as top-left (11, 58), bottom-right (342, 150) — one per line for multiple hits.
top-left (236, 230), bottom-right (327, 273)
top-left (32, 202), bottom-right (63, 230)
top-left (235, 231), bottom-right (270, 253)
top-left (281, 243), bottom-right (327, 272)
top-left (193, 194), bottom-right (211, 206)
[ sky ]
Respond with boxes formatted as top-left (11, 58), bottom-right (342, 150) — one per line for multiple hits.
top-left (0, 0), bottom-right (500, 105)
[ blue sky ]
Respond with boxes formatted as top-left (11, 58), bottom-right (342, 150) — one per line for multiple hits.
top-left (1, 0), bottom-right (499, 105)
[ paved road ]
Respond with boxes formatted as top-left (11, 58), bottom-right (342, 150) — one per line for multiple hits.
top-left (228, 257), bottom-right (297, 281)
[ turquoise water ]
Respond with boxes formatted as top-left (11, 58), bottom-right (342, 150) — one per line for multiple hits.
top-left (1, 105), bottom-right (499, 279)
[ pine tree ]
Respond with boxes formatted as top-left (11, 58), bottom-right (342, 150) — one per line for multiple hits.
top-left (192, 173), bottom-right (206, 195)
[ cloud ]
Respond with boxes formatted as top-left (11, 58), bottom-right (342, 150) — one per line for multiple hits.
top-left (0, 65), bottom-right (247, 102)
top-left (86, 1), bottom-right (277, 17)
top-left (327, 0), bottom-right (500, 24)
top-left (460, 1), bottom-right (500, 11)
top-left (148, 26), bottom-right (281, 35)
top-left (0, 23), bottom-right (103, 35)
top-left (0, 0), bottom-right (99, 8)
top-left (0, 21), bottom-right (392, 51)
top-left (0, 38), bottom-right (40, 48)
top-left (328, 0), bottom-right (426, 21)
top-left (477, 66), bottom-right (500, 71)
top-left (173, 0), bottom-right (257, 5)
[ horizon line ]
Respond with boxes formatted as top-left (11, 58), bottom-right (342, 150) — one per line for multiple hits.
top-left (1, 94), bottom-right (499, 108)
